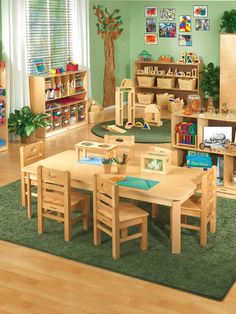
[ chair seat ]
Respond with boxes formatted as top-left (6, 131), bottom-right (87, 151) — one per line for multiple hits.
top-left (44, 191), bottom-right (88, 210)
top-left (98, 202), bottom-right (148, 223)
top-left (181, 195), bottom-right (201, 217)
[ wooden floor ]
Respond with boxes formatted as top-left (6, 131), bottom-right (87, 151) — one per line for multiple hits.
top-left (0, 109), bottom-right (235, 314)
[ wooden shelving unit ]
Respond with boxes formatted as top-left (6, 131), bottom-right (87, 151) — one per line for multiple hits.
top-left (0, 63), bottom-right (8, 152)
top-left (134, 61), bottom-right (202, 118)
top-left (171, 112), bottom-right (236, 198)
top-left (29, 69), bottom-right (88, 138)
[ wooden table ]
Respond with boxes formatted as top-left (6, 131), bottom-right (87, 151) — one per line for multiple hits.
top-left (75, 141), bottom-right (117, 160)
top-left (23, 150), bottom-right (204, 254)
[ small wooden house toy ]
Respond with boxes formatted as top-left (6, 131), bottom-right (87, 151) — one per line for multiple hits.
top-left (141, 147), bottom-right (172, 174)
top-left (138, 50), bottom-right (152, 61)
top-left (144, 104), bottom-right (162, 127)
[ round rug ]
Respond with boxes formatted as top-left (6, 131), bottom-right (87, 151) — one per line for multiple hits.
top-left (91, 118), bottom-right (171, 143)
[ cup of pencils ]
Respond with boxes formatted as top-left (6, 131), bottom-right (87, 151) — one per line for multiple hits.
top-left (113, 154), bottom-right (128, 175)
top-left (102, 158), bottom-right (113, 174)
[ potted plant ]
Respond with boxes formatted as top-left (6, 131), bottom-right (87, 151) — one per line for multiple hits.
top-left (200, 63), bottom-right (220, 108)
top-left (8, 106), bottom-right (51, 143)
top-left (220, 9), bottom-right (236, 33)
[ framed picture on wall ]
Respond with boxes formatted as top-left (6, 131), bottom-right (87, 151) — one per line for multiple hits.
top-left (146, 18), bottom-right (157, 32)
top-left (179, 35), bottom-right (192, 46)
top-left (145, 33), bottom-right (158, 45)
top-left (160, 8), bottom-right (175, 21)
top-left (179, 15), bottom-right (191, 32)
top-left (193, 5), bottom-right (208, 18)
top-left (159, 22), bottom-right (176, 38)
top-left (195, 19), bottom-right (210, 31)
top-left (145, 6), bottom-right (158, 17)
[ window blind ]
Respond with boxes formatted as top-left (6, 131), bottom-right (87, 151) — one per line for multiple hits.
top-left (26, 0), bottom-right (73, 75)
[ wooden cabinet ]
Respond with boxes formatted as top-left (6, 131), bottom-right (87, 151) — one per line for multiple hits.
top-left (220, 34), bottom-right (236, 111)
top-left (134, 61), bottom-right (202, 117)
top-left (29, 69), bottom-right (88, 138)
top-left (171, 112), bottom-right (236, 198)
top-left (0, 63), bottom-right (8, 152)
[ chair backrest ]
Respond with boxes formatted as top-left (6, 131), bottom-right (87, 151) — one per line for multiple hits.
top-left (93, 174), bottom-right (119, 222)
top-left (37, 166), bottom-right (70, 214)
top-left (201, 166), bottom-right (217, 214)
top-left (20, 141), bottom-right (45, 168)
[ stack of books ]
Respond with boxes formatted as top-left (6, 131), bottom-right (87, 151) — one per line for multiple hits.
top-left (186, 151), bottom-right (212, 169)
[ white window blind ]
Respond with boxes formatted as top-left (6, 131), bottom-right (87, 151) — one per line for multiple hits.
top-left (26, 0), bottom-right (73, 74)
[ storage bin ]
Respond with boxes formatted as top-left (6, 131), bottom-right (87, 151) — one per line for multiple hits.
top-left (157, 78), bottom-right (175, 89)
top-left (178, 78), bottom-right (196, 90)
top-left (156, 93), bottom-right (174, 109)
top-left (137, 93), bottom-right (154, 104)
top-left (137, 76), bottom-right (155, 87)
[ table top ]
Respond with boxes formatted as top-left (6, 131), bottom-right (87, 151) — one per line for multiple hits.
top-left (23, 150), bottom-right (204, 204)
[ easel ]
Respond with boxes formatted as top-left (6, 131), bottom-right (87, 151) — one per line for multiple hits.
top-left (115, 79), bottom-right (135, 126)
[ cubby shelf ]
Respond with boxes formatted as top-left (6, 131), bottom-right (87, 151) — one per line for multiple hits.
top-left (171, 113), bottom-right (236, 198)
top-left (29, 69), bottom-right (88, 138)
top-left (0, 64), bottom-right (7, 152)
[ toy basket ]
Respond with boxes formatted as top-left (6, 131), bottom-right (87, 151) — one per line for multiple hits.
top-left (178, 78), bottom-right (196, 90)
top-left (137, 76), bottom-right (155, 87)
top-left (157, 78), bottom-right (175, 89)
top-left (137, 93), bottom-right (154, 104)
top-left (156, 93), bottom-right (174, 109)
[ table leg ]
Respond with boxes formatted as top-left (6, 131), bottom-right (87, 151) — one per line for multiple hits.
top-left (151, 204), bottom-right (159, 219)
top-left (171, 200), bottom-right (181, 254)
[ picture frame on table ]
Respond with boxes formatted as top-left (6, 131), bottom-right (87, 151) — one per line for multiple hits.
top-left (144, 6), bottom-right (158, 17)
top-left (144, 33), bottom-right (158, 45)
top-left (195, 19), bottom-right (210, 31)
top-left (193, 5), bottom-right (208, 18)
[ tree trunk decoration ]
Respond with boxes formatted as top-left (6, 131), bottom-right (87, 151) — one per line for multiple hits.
top-left (93, 5), bottom-right (123, 107)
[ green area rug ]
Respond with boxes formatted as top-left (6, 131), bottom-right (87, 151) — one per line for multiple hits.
top-left (0, 180), bottom-right (235, 300)
top-left (91, 119), bottom-right (171, 143)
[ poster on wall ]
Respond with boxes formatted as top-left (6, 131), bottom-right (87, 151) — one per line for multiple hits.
top-left (159, 22), bottom-right (176, 38)
top-left (195, 19), bottom-right (210, 31)
top-left (145, 33), bottom-right (157, 45)
top-left (179, 15), bottom-right (191, 32)
top-left (194, 5), bottom-right (208, 18)
top-left (145, 6), bottom-right (158, 17)
top-left (146, 18), bottom-right (157, 32)
top-left (160, 8), bottom-right (175, 21)
top-left (179, 35), bottom-right (192, 46)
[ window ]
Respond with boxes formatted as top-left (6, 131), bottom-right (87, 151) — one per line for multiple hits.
top-left (26, 0), bottom-right (73, 74)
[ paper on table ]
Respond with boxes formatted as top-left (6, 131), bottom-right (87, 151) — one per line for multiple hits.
top-left (115, 176), bottom-right (159, 190)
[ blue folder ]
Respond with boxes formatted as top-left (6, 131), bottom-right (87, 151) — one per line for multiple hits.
top-left (116, 176), bottom-right (159, 190)
top-left (77, 157), bottom-right (102, 165)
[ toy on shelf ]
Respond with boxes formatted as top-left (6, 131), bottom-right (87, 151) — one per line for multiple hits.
top-left (143, 122), bottom-right (151, 130)
top-left (175, 122), bottom-right (197, 147)
top-left (138, 50), bottom-right (152, 61)
top-left (183, 94), bottom-right (201, 115)
top-left (125, 121), bottom-right (134, 129)
top-left (144, 104), bottom-right (162, 127)
top-left (221, 102), bottom-right (229, 115)
top-left (158, 55), bottom-right (173, 63)
top-left (115, 79), bottom-right (135, 127)
top-left (168, 97), bottom-right (184, 113)
top-left (135, 121), bottom-right (144, 128)
top-left (66, 61), bottom-right (79, 72)
top-left (178, 52), bottom-right (200, 64)
top-left (88, 99), bottom-right (104, 124)
top-left (103, 124), bottom-right (127, 134)
top-left (207, 97), bottom-right (215, 113)
top-left (141, 147), bottom-right (172, 174)
top-left (0, 99), bottom-right (6, 125)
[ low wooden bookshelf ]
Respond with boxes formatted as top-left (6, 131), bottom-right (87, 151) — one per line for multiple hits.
top-left (29, 69), bottom-right (88, 138)
top-left (171, 112), bottom-right (236, 198)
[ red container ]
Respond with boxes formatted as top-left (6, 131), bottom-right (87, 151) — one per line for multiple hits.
top-left (66, 63), bottom-right (78, 71)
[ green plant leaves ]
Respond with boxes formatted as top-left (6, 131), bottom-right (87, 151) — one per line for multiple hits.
top-left (220, 9), bottom-right (236, 33)
top-left (201, 63), bottom-right (220, 106)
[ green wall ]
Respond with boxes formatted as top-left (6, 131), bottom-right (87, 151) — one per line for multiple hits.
top-left (90, 1), bottom-right (236, 105)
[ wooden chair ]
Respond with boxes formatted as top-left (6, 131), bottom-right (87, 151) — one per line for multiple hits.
top-left (93, 174), bottom-right (148, 259)
top-left (104, 135), bottom-right (135, 161)
top-left (179, 166), bottom-right (217, 246)
top-left (20, 141), bottom-right (45, 218)
top-left (37, 166), bottom-right (90, 241)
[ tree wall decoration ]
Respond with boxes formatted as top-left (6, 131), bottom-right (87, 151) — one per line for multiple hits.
top-left (93, 4), bottom-right (123, 107)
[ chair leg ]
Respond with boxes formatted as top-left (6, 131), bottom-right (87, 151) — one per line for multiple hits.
top-left (200, 218), bottom-right (207, 246)
top-left (151, 204), bottom-right (159, 219)
top-left (21, 173), bottom-right (26, 207)
top-left (140, 217), bottom-right (148, 251)
top-left (93, 219), bottom-right (101, 246)
top-left (170, 207), bottom-right (172, 239)
top-left (210, 210), bottom-right (216, 234)
top-left (83, 198), bottom-right (90, 230)
top-left (38, 208), bottom-right (44, 235)
top-left (64, 212), bottom-right (71, 241)
top-left (121, 228), bottom-right (128, 238)
top-left (26, 175), bottom-right (32, 219)
top-left (112, 229), bottom-right (120, 259)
